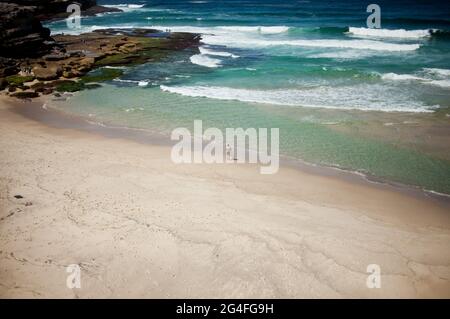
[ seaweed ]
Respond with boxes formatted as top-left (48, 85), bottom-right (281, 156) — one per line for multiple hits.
top-left (6, 75), bottom-right (34, 86)
top-left (80, 68), bottom-right (124, 83)
top-left (55, 81), bottom-right (85, 92)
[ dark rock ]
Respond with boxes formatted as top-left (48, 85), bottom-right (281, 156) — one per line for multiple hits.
top-left (0, 78), bottom-right (7, 90)
top-left (0, 3), bottom-right (53, 58)
top-left (11, 91), bottom-right (39, 99)
top-left (14, 195), bottom-right (24, 199)
top-left (42, 87), bottom-right (53, 95)
top-left (0, 2), bottom-right (120, 58)
top-left (0, 57), bottom-right (19, 77)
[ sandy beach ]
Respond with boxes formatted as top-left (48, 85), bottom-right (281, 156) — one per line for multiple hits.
top-left (0, 96), bottom-right (449, 298)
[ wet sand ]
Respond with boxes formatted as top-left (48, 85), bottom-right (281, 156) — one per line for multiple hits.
top-left (0, 96), bottom-right (449, 298)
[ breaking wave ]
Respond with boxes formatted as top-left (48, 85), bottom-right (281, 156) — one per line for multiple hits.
top-left (380, 70), bottom-right (450, 88)
top-left (199, 47), bottom-right (239, 58)
top-left (381, 73), bottom-right (425, 81)
top-left (216, 26), bottom-right (290, 34)
top-left (160, 85), bottom-right (436, 112)
top-left (190, 54), bottom-right (222, 68)
top-left (103, 4), bottom-right (146, 12)
top-left (347, 27), bottom-right (433, 39)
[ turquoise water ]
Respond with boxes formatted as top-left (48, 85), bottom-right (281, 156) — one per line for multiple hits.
top-left (45, 0), bottom-right (450, 194)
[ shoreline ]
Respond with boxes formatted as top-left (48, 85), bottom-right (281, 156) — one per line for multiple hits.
top-left (2, 93), bottom-right (450, 229)
top-left (1, 95), bottom-right (450, 298)
top-left (9, 94), bottom-right (450, 205)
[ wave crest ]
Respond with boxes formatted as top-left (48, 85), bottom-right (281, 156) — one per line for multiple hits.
top-left (103, 4), bottom-right (146, 12)
top-left (190, 54), bottom-right (222, 68)
top-left (202, 35), bottom-right (420, 51)
top-left (347, 27), bottom-right (433, 39)
top-left (160, 85), bottom-right (435, 112)
top-left (216, 26), bottom-right (290, 34)
top-left (380, 69), bottom-right (450, 88)
top-left (199, 47), bottom-right (239, 58)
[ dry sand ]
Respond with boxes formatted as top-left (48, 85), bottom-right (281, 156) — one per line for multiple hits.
top-left (0, 96), bottom-right (449, 298)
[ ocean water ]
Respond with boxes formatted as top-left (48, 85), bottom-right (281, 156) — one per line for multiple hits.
top-left (45, 0), bottom-right (450, 194)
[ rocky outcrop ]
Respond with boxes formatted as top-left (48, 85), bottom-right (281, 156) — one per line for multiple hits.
top-left (0, 0), bottom-right (200, 99)
top-left (1, 29), bottom-right (201, 98)
top-left (0, 0), bottom-right (122, 81)
top-left (32, 64), bottom-right (63, 80)
top-left (0, 3), bottom-right (53, 57)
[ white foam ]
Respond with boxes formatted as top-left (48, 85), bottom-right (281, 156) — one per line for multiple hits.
top-left (114, 79), bottom-right (151, 86)
top-left (347, 27), bottom-right (432, 39)
top-left (128, 4), bottom-right (145, 8)
top-left (259, 26), bottom-right (291, 34)
top-left (422, 68), bottom-right (450, 77)
top-left (103, 4), bottom-right (146, 12)
top-left (50, 24), bottom-right (138, 35)
top-left (427, 80), bottom-right (450, 88)
top-left (216, 26), bottom-right (259, 32)
top-left (190, 54), bottom-right (222, 68)
top-left (202, 35), bottom-right (421, 51)
top-left (199, 47), bottom-right (239, 58)
top-left (217, 26), bottom-right (290, 34)
top-left (113, 79), bottom-right (139, 83)
top-left (125, 107), bottom-right (144, 112)
top-left (381, 73), bottom-right (425, 81)
top-left (380, 71), bottom-right (450, 88)
top-left (102, 65), bottom-right (128, 70)
top-left (160, 85), bottom-right (435, 112)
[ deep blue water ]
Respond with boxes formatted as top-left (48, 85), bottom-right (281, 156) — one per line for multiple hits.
top-left (100, 0), bottom-right (450, 30)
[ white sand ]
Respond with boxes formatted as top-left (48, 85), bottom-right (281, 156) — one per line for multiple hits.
top-left (0, 97), bottom-right (449, 298)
